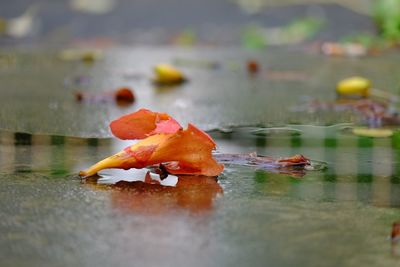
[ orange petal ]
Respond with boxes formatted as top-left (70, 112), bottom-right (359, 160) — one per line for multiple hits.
top-left (110, 108), bottom-right (182, 140)
top-left (80, 124), bottom-right (224, 177)
top-left (131, 124), bottom-right (223, 176)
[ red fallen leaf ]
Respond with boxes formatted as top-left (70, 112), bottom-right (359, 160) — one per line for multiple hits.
top-left (110, 108), bottom-right (182, 140)
top-left (115, 87), bottom-right (135, 103)
top-left (75, 92), bottom-right (84, 102)
top-left (75, 87), bottom-right (135, 105)
top-left (277, 154), bottom-right (310, 167)
top-left (392, 222), bottom-right (400, 241)
top-left (79, 123), bottom-right (224, 177)
top-left (214, 153), bottom-right (311, 177)
top-left (215, 153), bottom-right (310, 167)
top-left (247, 60), bottom-right (260, 74)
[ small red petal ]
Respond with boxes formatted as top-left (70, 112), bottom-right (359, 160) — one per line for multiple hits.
top-left (110, 109), bottom-right (182, 140)
top-left (115, 87), bottom-right (135, 103)
top-left (247, 60), bottom-right (260, 74)
top-left (150, 117), bottom-right (182, 135)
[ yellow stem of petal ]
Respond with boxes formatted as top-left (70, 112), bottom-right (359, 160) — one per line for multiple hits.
top-left (79, 151), bottom-right (135, 178)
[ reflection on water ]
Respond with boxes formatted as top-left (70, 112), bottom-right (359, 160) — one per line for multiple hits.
top-left (85, 175), bottom-right (222, 215)
top-left (2, 126), bottom-right (400, 266)
top-left (211, 125), bottom-right (400, 208)
top-left (391, 222), bottom-right (400, 257)
top-left (2, 124), bottom-right (400, 208)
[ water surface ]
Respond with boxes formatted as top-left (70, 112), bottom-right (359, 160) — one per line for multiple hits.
top-left (1, 126), bottom-right (400, 267)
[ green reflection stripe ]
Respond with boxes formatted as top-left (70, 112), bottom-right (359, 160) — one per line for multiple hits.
top-left (13, 133), bottom-right (32, 173)
top-left (357, 136), bottom-right (373, 204)
top-left (255, 135), bottom-right (267, 148)
top-left (391, 132), bottom-right (400, 184)
top-left (290, 133), bottom-right (301, 151)
top-left (323, 136), bottom-right (337, 201)
top-left (51, 136), bottom-right (67, 177)
top-left (0, 131), bottom-right (110, 176)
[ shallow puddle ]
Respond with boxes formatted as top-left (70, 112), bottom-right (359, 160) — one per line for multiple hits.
top-left (1, 125), bottom-right (400, 267)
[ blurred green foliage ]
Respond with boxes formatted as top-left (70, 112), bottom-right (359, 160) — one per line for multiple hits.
top-left (340, 32), bottom-right (388, 49)
top-left (241, 24), bottom-right (267, 49)
top-left (373, 0), bottom-right (400, 41)
top-left (241, 17), bottom-right (323, 49)
top-left (284, 17), bottom-right (324, 41)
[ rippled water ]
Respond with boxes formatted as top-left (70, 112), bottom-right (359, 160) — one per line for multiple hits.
top-left (1, 125), bottom-right (400, 267)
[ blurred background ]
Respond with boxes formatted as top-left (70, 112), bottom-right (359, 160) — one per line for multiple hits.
top-left (3, 2), bottom-right (400, 267)
top-left (1, 0), bottom-right (400, 137)
top-left (0, 0), bottom-right (388, 48)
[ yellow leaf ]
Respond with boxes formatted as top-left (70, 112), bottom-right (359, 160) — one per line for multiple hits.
top-left (336, 76), bottom-right (371, 97)
top-left (352, 127), bottom-right (393, 138)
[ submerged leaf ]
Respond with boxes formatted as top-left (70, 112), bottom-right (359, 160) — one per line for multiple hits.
top-left (214, 153), bottom-right (312, 177)
top-left (215, 153), bottom-right (309, 166)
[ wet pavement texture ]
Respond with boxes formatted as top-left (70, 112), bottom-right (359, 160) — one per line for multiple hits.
top-left (1, 1), bottom-right (400, 267)
top-left (1, 47), bottom-right (400, 137)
